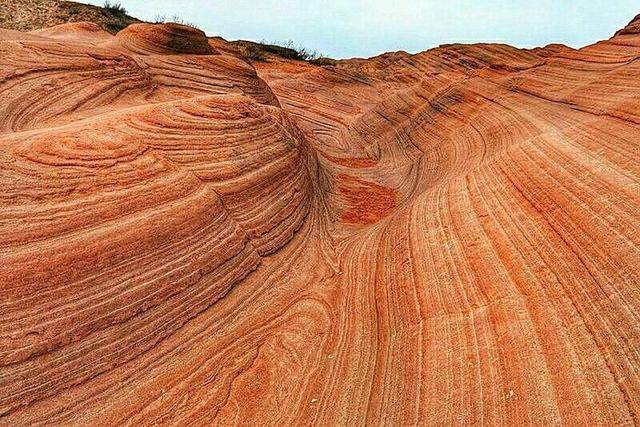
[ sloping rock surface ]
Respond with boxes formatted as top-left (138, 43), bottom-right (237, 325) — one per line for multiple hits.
top-left (0, 16), bottom-right (639, 425)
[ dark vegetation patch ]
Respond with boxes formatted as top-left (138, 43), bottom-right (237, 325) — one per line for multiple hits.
top-left (233, 39), bottom-right (335, 64)
top-left (102, 0), bottom-right (126, 14)
top-left (153, 14), bottom-right (198, 28)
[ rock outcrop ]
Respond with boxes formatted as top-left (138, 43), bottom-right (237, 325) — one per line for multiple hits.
top-left (0, 15), bottom-right (639, 426)
top-left (0, 0), bottom-right (140, 33)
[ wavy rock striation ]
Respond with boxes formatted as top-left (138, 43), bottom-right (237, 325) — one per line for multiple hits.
top-left (1, 16), bottom-right (639, 425)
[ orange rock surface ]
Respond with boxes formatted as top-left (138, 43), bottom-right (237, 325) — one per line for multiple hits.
top-left (1, 16), bottom-right (639, 425)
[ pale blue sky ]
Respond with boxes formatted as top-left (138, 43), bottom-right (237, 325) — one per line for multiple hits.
top-left (87, 0), bottom-right (640, 58)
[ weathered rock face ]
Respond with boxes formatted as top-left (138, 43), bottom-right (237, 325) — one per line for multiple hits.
top-left (105, 23), bottom-right (215, 55)
top-left (1, 16), bottom-right (639, 425)
top-left (616, 13), bottom-right (640, 36)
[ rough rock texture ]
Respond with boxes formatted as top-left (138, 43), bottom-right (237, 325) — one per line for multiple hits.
top-left (0, 0), bottom-right (140, 34)
top-left (616, 13), bottom-right (640, 36)
top-left (1, 14), bottom-right (640, 426)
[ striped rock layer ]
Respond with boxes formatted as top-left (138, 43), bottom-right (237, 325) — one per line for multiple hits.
top-left (0, 17), bottom-right (639, 425)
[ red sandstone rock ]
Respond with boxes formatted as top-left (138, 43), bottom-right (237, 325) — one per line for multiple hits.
top-left (29, 21), bottom-right (112, 43)
top-left (105, 22), bottom-right (215, 55)
top-left (0, 17), bottom-right (639, 425)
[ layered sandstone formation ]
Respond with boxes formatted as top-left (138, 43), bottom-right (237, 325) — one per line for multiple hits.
top-left (0, 14), bottom-right (639, 426)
